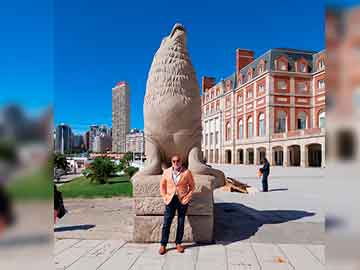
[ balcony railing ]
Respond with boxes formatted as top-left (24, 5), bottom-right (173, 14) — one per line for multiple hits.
top-left (272, 128), bottom-right (324, 140)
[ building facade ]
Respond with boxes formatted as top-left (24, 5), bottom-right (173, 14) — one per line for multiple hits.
top-left (83, 131), bottom-right (90, 151)
top-left (201, 48), bottom-right (326, 167)
top-left (93, 134), bottom-right (112, 153)
top-left (55, 123), bottom-right (73, 154)
top-left (125, 128), bottom-right (145, 159)
top-left (112, 81), bottom-right (130, 153)
top-left (88, 125), bottom-right (99, 152)
top-left (88, 124), bottom-right (112, 153)
top-left (72, 134), bottom-right (84, 151)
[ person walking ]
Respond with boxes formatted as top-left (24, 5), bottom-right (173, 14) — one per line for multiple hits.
top-left (54, 184), bottom-right (66, 224)
top-left (159, 154), bottom-right (195, 255)
top-left (259, 157), bottom-right (270, 192)
top-left (0, 186), bottom-right (14, 236)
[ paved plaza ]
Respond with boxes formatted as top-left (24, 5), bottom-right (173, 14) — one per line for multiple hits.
top-left (55, 165), bottom-right (325, 269)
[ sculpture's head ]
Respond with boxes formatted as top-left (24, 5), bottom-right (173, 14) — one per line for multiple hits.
top-left (160, 23), bottom-right (187, 48)
top-left (145, 23), bottom-right (200, 106)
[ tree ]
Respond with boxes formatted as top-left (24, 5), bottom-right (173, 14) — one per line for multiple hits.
top-left (117, 152), bottom-right (138, 178)
top-left (122, 152), bottom-right (133, 167)
top-left (123, 166), bottom-right (139, 178)
top-left (83, 157), bottom-right (116, 184)
top-left (53, 153), bottom-right (69, 171)
top-left (0, 141), bottom-right (17, 163)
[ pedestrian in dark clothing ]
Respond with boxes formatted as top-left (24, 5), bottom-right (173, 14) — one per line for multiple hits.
top-left (0, 186), bottom-right (14, 235)
top-left (54, 185), bottom-right (66, 224)
top-left (259, 157), bottom-right (270, 192)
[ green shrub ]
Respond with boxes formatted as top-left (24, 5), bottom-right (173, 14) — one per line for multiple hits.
top-left (83, 157), bottom-right (116, 184)
top-left (123, 166), bottom-right (139, 178)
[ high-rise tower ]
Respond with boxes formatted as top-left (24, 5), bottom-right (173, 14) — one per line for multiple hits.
top-left (112, 81), bottom-right (130, 153)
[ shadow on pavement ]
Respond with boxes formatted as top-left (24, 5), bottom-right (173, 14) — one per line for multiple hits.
top-left (214, 202), bottom-right (315, 243)
top-left (54, 224), bottom-right (95, 232)
top-left (269, 188), bottom-right (289, 192)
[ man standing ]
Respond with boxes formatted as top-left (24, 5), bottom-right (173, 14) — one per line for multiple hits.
top-left (259, 157), bottom-right (270, 192)
top-left (159, 154), bottom-right (195, 255)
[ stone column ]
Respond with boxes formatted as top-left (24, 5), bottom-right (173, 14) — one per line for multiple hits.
top-left (283, 146), bottom-right (288, 167)
top-left (244, 149), bottom-right (248, 165)
top-left (272, 149), bottom-right (276, 166)
top-left (232, 148), bottom-right (236, 165)
top-left (266, 75), bottom-right (272, 136)
top-left (321, 143), bottom-right (326, 168)
top-left (267, 147), bottom-right (272, 165)
top-left (219, 119), bottom-right (222, 164)
top-left (254, 148), bottom-right (258, 165)
top-left (301, 144), bottom-right (307, 167)
top-left (233, 93), bottom-right (238, 165)
top-left (289, 77), bottom-right (295, 131)
top-left (311, 77), bottom-right (316, 128)
top-left (243, 111), bottom-right (247, 140)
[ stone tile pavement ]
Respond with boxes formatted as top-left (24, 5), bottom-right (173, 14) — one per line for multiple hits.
top-left (54, 239), bottom-right (325, 270)
top-left (55, 166), bottom-right (325, 269)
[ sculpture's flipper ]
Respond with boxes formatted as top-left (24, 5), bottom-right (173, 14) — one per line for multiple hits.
top-left (188, 146), bottom-right (226, 188)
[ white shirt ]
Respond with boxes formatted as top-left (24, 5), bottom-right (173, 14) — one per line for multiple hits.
top-left (171, 167), bottom-right (183, 185)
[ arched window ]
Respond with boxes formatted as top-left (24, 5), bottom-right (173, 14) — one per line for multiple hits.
top-left (257, 59), bottom-right (265, 74)
top-left (276, 56), bottom-right (288, 71)
top-left (258, 113), bottom-right (265, 136)
top-left (299, 63), bottom-right (306, 72)
top-left (318, 79), bottom-right (325, 89)
top-left (319, 111), bottom-right (326, 128)
top-left (258, 84), bottom-right (265, 93)
top-left (297, 58), bottom-right (308, 73)
top-left (237, 94), bottom-right (242, 105)
top-left (226, 122), bottom-right (231, 141)
top-left (216, 101), bottom-right (220, 111)
top-left (226, 80), bottom-right (232, 91)
top-left (247, 117), bottom-right (253, 137)
top-left (247, 88), bottom-right (253, 99)
top-left (237, 119), bottom-right (243, 139)
top-left (247, 69), bottom-right (253, 81)
top-left (297, 112), bottom-right (307, 129)
top-left (275, 111), bottom-right (287, 133)
top-left (258, 65), bottom-right (264, 74)
top-left (225, 96), bottom-right (231, 108)
top-left (237, 71), bottom-right (242, 85)
top-left (216, 88), bottom-right (220, 96)
top-left (318, 58), bottom-right (325, 71)
top-left (279, 61), bottom-right (287, 71)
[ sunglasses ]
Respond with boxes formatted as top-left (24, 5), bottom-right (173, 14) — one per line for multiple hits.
top-left (172, 159), bottom-right (180, 163)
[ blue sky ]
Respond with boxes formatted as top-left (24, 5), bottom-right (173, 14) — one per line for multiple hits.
top-left (1, 0), bottom-right (326, 133)
top-left (0, 0), bottom-right (53, 116)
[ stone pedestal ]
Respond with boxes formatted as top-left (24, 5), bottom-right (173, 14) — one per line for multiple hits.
top-left (132, 174), bottom-right (217, 243)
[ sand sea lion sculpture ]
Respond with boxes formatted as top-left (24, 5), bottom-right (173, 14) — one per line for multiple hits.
top-left (138, 23), bottom-right (225, 187)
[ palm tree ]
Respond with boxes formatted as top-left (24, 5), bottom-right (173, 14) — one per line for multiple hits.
top-left (83, 157), bottom-right (116, 184)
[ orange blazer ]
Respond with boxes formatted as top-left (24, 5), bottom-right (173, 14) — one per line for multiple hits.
top-left (160, 167), bottom-right (195, 205)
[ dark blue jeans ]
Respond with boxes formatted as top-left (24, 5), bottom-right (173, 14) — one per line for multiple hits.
top-left (262, 174), bottom-right (269, 192)
top-left (160, 195), bottom-right (188, 246)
